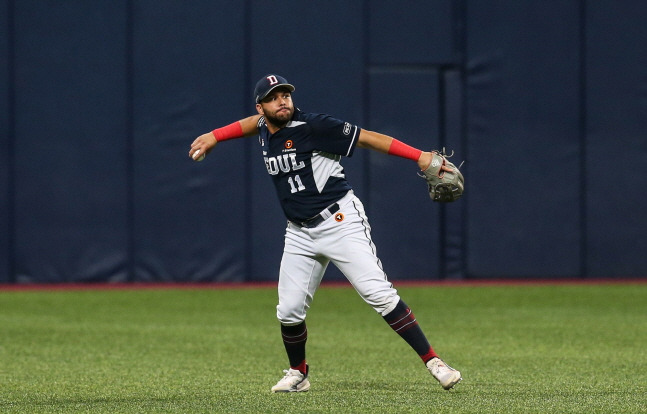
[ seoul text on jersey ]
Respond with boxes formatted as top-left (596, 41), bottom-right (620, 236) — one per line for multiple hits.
top-left (264, 153), bottom-right (306, 175)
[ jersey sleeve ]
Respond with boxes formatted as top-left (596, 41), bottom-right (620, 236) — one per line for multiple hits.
top-left (306, 113), bottom-right (360, 157)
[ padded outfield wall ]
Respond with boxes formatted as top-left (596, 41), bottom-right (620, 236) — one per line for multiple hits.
top-left (1, 1), bottom-right (646, 283)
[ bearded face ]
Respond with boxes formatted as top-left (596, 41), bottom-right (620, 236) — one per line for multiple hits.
top-left (257, 88), bottom-right (294, 128)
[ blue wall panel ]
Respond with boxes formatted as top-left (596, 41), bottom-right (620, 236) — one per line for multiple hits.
top-left (368, 70), bottom-right (442, 280)
top-left (12, 1), bottom-right (129, 283)
top-left (369, 0), bottom-right (459, 65)
top-left (585, 1), bottom-right (647, 277)
top-left (249, 1), bottom-right (365, 121)
top-left (3, 0), bottom-right (647, 284)
top-left (131, 1), bottom-right (247, 282)
top-left (442, 69), bottom-right (466, 279)
top-left (0, 0), bottom-right (9, 282)
top-left (465, 1), bottom-right (582, 278)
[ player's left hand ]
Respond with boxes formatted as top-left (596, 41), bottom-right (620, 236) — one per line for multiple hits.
top-left (189, 132), bottom-right (217, 161)
top-left (419, 149), bottom-right (464, 202)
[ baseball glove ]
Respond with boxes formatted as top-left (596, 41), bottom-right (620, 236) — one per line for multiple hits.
top-left (419, 149), bottom-right (464, 202)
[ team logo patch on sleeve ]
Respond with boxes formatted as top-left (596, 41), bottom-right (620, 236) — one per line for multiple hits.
top-left (335, 213), bottom-right (345, 222)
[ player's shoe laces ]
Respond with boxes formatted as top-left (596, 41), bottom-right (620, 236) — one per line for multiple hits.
top-left (271, 365), bottom-right (310, 393)
top-left (426, 357), bottom-right (462, 390)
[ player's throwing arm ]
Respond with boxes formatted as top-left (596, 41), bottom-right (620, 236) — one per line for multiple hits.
top-left (189, 115), bottom-right (263, 161)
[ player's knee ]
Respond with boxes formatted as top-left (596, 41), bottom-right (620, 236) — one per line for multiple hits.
top-left (362, 290), bottom-right (400, 316)
top-left (276, 303), bottom-right (306, 325)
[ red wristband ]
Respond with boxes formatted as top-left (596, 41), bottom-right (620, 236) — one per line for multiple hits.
top-left (387, 139), bottom-right (423, 161)
top-left (212, 121), bottom-right (244, 142)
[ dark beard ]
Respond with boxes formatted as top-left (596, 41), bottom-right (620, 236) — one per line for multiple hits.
top-left (264, 110), bottom-right (292, 128)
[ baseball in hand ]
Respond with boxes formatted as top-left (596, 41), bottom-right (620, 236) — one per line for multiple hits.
top-left (192, 149), bottom-right (206, 162)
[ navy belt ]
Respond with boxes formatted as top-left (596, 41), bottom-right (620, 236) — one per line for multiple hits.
top-left (295, 203), bottom-right (340, 228)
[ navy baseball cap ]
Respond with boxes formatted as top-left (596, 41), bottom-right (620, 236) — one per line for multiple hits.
top-left (254, 74), bottom-right (295, 103)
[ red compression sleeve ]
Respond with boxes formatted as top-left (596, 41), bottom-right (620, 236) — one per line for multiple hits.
top-left (211, 121), bottom-right (244, 142)
top-left (387, 139), bottom-right (423, 161)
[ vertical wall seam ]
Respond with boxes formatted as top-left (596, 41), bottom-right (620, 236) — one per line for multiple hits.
top-left (362, 0), bottom-right (371, 209)
top-left (578, 0), bottom-right (588, 278)
top-left (438, 69), bottom-right (447, 279)
top-left (243, 0), bottom-right (252, 281)
top-left (458, 0), bottom-right (469, 279)
top-left (126, 0), bottom-right (135, 282)
top-left (7, 0), bottom-right (16, 283)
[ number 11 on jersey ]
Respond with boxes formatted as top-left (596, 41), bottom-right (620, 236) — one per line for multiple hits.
top-left (288, 175), bottom-right (306, 193)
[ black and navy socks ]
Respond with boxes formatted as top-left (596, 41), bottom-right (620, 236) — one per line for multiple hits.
top-left (383, 300), bottom-right (439, 364)
top-left (280, 322), bottom-right (308, 374)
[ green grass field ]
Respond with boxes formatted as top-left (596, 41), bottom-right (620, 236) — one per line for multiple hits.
top-left (1, 283), bottom-right (645, 413)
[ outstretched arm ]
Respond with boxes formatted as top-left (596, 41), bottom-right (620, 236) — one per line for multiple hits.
top-left (189, 114), bottom-right (262, 161)
top-left (357, 128), bottom-right (433, 171)
top-left (359, 128), bottom-right (464, 202)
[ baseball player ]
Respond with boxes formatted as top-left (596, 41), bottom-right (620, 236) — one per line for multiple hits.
top-left (189, 74), bottom-right (462, 392)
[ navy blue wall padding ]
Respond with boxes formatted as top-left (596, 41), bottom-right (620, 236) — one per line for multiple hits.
top-left (2, 1), bottom-right (647, 284)
top-left (0, 0), bottom-right (9, 282)
top-left (368, 1), bottom-right (460, 65)
top-left (368, 70), bottom-right (442, 280)
top-left (442, 69), bottom-right (466, 280)
top-left (585, 2), bottom-right (647, 277)
top-left (11, 1), bottom-right (130, 283)
top-left (465, 1), bottom-right (582, 278)
top-left (130, 1), bottom-right (248, 282)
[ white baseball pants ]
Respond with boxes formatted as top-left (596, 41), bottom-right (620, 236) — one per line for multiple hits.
top-left (276, 191), bottom-right (401, 325)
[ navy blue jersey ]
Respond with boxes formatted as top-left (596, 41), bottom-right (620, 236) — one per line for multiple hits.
top-left (258, 108), bottom-right (360, 222)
